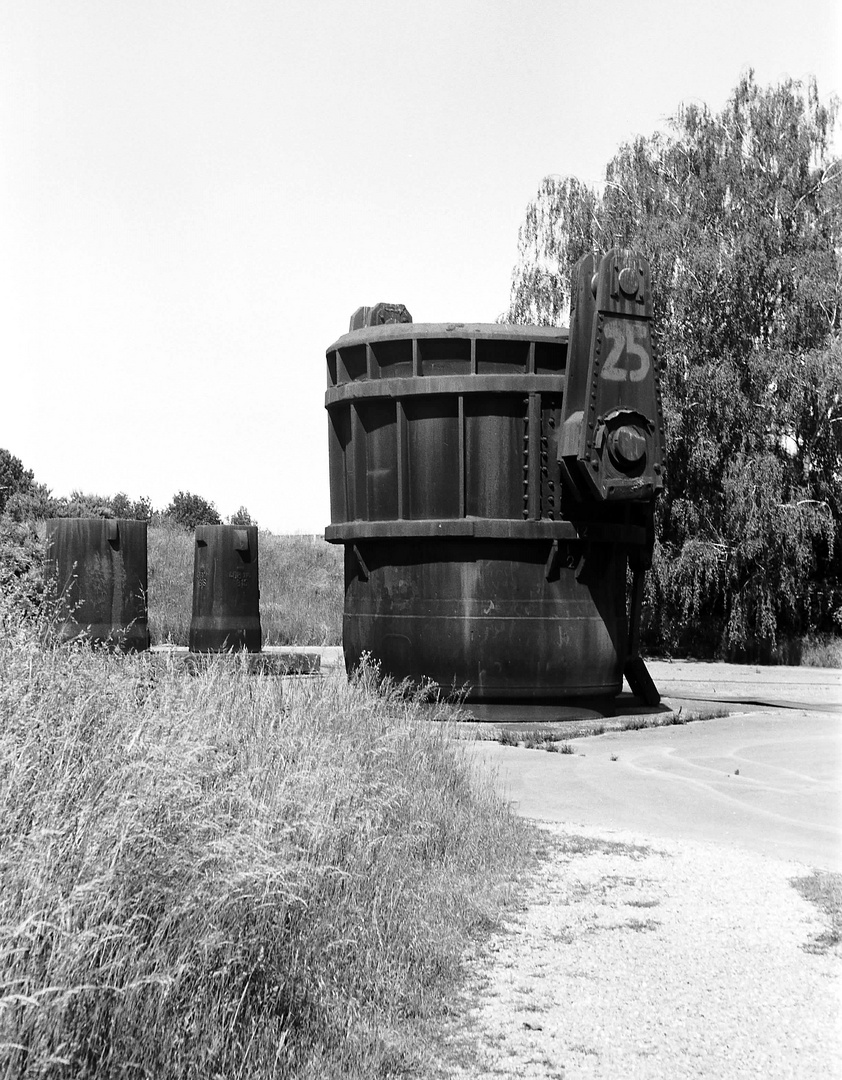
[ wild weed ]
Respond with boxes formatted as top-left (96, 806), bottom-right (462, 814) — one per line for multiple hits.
top-left (791, 871), bottom-right (842, 953)
top-left (0, 606), bottom-right (532, 1078)
top-left (800, 634), bottom-right (842, 668)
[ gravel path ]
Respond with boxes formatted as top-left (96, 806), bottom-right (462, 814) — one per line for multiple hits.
top-left (437, 822), bottom-right (841, 1079)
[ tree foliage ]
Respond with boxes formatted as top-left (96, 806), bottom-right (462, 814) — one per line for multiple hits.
top-left (506, 73), bottom-right (842, 657)
top-left (228, 506), bottom-right (256, 527)
top-left (0, 449), bottom-right (34, 515)
top-left (165, 491), bottom-right (222, 530)
top-left (3, 486), bottom-right (154, 522)
top-left (109, 492), bottom-right (154, 521)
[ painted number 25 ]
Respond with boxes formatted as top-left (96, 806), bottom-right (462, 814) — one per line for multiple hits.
top-left (601, 319), bottom-right (651, 382)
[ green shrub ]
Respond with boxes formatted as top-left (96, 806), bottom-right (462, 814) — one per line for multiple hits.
top-left (0, 517), bottom-right (45, 620)
top-left (228, 505), bottom-right (256, 526)
top-left (164, 491), bottom-right (222, 530)
top-left (0, 448), bottom-right (34, 515)
top-left (3, 483), bottom-right (61, 522)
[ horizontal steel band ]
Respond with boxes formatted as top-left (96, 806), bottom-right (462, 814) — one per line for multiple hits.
top-left (325, 519), bottom-right (647, 545)
top-left (327, 321), bottom-right (569, 353)
top-left (58, 622), bottom-right (148, 636)
top-left (325, 373), bottom-right (564, 406)
top-left (189, 617), bottom-right (262, 629)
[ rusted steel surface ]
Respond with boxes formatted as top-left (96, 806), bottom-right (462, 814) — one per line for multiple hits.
top-left (45, 517), bottom-right (149, 651)
top-left (559, 250), bottom-right (665, 502)
top-left (348, 302), bottom-right (412, 332)
top-left (343, 539), bottom-right (627, 700)
top-left (189, 525), bottom-right (261, 653)
top-left (325, 250), bottom-right (665, 702)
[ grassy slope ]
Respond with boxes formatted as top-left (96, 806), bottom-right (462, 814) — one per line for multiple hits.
top-left (0, 600), bottom-right (534, 1078)
top-left (148, 524), bottom-right (343, 647)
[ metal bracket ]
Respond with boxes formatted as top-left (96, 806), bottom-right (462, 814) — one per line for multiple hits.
top-left (624, 566), bottom-right (660, 706)
top-left (545, 540), bottom-right (560, 582)
top-left (624, 654), bottom-right (660, 707)
top-left (352, 544), bottom-right (369, 582)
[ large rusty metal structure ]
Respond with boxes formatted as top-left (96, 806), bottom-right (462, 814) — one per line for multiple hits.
top-left (325, 248), bottom-right (664, 704)
top-left (189, 524), bottom-right (262, 652)
top-left (45, 517), bottom-right (150, 651)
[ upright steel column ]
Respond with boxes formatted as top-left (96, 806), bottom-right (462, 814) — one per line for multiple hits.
top-left (189, 525), bottom-right (261, 652)
top-left (45, 517), bottom-right (150, 651)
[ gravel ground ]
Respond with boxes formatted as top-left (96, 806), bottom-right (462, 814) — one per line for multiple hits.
top-left (435, 822), bottom-right (841, 1079)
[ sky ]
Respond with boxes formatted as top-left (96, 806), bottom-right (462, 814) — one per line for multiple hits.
top-left (1, 0), bottom-right (840, 534)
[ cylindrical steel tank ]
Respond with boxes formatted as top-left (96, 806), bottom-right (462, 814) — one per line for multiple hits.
top-left (324, 322), bottom-right (654, 700)
top-left (189, 525), bottom-right (261, 652)
top-left (45, 517), bottom-right (149, 651)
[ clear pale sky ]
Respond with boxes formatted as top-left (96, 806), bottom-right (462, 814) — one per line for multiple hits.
top-left (1, 0), bottom-right (839, 533)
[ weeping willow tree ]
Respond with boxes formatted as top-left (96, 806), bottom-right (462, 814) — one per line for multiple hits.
top-left (506, 73), bottom-right (842, 659)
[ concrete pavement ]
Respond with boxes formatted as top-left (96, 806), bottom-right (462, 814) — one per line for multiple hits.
top-left (467, 663), bottom-right (842, 870)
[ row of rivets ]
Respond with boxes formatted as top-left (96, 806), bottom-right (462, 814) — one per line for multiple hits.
top-left (522, 406), bottom-right (530, 518)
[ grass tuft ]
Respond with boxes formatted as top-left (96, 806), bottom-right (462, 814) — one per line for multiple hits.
top-left (616, 706), bottom-right (729, 734)
top-left (791, 871), bottom-right (842, 954)
top-left (800, 634), bottom-right (842, 668)
top-left (522, 728), bottom-right (557, 751)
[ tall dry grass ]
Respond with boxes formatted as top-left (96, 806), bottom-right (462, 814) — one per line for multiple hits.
top-left (148, 525), bottom-right (343, 647)
top-left (800, 633), bottom-right (842, 668)
top-left (0, 597), bottom-right (532, 1078)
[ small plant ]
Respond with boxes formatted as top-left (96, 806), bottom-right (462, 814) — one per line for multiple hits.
top-left (622, 917), bottom-right (661, 933)
top-left (498, 728), bottom-right (520, 747)
top-left (791, 871), bottom-right (842, 953)
top-left (558, 834), bottom-right (653, 859)
top-left (519, 729), bottom-right (577, 753)
top-left (522, 728), bottom-right (550, 750)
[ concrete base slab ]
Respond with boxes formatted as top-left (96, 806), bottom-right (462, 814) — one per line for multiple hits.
top-left (646, 659), bottom-right (841, 710)
top-left (469, 709), bottom-right (842, 870)
top-left (149, 645), bottom-right (320, 675)
top-left (453, 660), bottom-right (841, 732)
